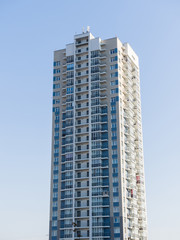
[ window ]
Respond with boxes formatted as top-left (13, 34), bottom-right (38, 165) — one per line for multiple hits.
top-left (52, 220), bottom-right (57, 226)
top-left (53, 68), bottom-right (60, 74)
top-left (111, 114), bottom-right (116, 120)
top-left (113, 206), bottom-right (119, 212)
top-left (53, 99), bottom-right (60, 104)
top-left (111, 89), bottom-right (118, 94)
top-left (91, 50), bottom-right (100, 58)
top-left (53, 166), bottom-right (58, 171)
top-left (67, 63), bottom-right (74, 70)
top-left (67, 87), bottom-right (74, 94)
top-left (112, 131), bottom-right (117, 137)
top-left (110, 56), bottom-right (118, 62)
top-left (91, 66), bottom-right (99, 73)
top-left (112, 140), bottom-right (117, 146)
top-left (91, 58), bottom-right (100, 65)
top-left (113, 177), bottom-right (118, 183)
top-left (111, 80), bottom-right (118, 86)
top-left (114, 217), bottom-right (120, 223)
top-left (111, 106), bottom-right (116, 112)
top-left (111, 97), bottom-right (116, 103)
top-left (111, 72), bottom-right (118, 78)
top-left (67, 56), bottom-right (74, 63)
top-left (112, 168), bottom-right (118, 173)
top-left (53, 76), bottom-right (60, 81)
top-left (111, 123), bottom-right (116, 129)
top-left (110, 48), bottom-right (117, 54)
top-left (113, 187), bottom-right (118, 193)
top-left (52, 201), bottom-right (58, 207)
top-left (54, 61), bottom-right (60, 66)
top-left (53, 192), bottom-right (58, 197)
top-left (54, 157), bottom-right (59, 162)
top-left (110, 64), bottom-right (118, 70)
top-left (54, 140), bottom-right (59, 145)
top-left (91, 74), bottom-right (99, 81)
top-left (67, 71), bottom-right (74, 79)
top-left (113, 158), bottom-right (118, 164)
top-left (114, 228), bottom-right (120, 233)
top-left (112, 149), bottom-right (117, 156)
top-left (53, 91), bottom-right (60, 96)
top-left (52, 230), bottom-right (57, 236)
top-left (53, 84), bottom-right (60, 89)
top-left (54, 149), bottom-right (59, 154)
top-left (54, 132), bottom-right (59, 137)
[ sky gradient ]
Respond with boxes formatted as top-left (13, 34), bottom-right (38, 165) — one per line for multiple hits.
top-left (0, 0), bottom-right (180, 240)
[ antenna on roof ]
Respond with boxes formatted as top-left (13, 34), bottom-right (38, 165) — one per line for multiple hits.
top-left (82, 27), bottom-right (85, 33)
top-left (87, 26), bottom-right (90, 32)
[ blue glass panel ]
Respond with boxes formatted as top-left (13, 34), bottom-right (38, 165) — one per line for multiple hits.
top-left (113, 173), bottom-right (118, 177)
top-left (112, 146), bottom-right (117, 150)
top-left (52, 226), bottom-right (57, 231)
top-left (104, 228), bottom-right (111, 236)
top-left (114, 233), bottom-right (120, 238)
top-left (111, 119), bottom-right (116, 123)
top-left (111, 110), bottom-right (116, 114)
top-left (113, 202), bottom-right (119, 207)
top-left (51, 237), bottom-right (57, 240)
top-left (113, 182), bottom-right (118, 187)
top-left (114, 223), bottom-right (120, 227)
top-left (114, 212), bottom-right (119, 217)
top-left (113, 192), bottom-right (119, 197)
top-left (53, 188), bottom-right (58, 193)
top-left (103, 197), bottom-right (110, 205)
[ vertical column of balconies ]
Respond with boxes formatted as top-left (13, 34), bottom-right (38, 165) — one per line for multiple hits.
top-left (50, 58), bottom-right (61, 240)
top-left (60, 54), bottom-right (74, 240)
top-left (122, 54), bottom-right (147, 240)
top-left (73, 36), bottom-right (90, 240)
top-left (132, 68), bottom-right (147, 240)
top-left (108, 45), bottom-right (124, 240)
top-left (122, 56), bottom-right (139, 240)
top-left (90, 48), bottom-right (111, 240)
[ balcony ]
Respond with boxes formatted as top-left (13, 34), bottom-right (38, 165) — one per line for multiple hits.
top-left (76, 88), bottom-right (89, 94)
top-left (75, 183), bottom-right (89, 189)
top-left (100, 48), bottom-right (106, 52)
top-left (75, 147), bottom-right (89, 153)
top-left (76, 95), bottom-right (89, 102)
top-left (75, 113), bottom-right (89, 119)
top-left (76, 48), bottom-right (88, 55)
top-left (76, 64), bottom-right (88, 70)
top-left (75, 172), bottom-right (89, 179)
top-left (76, 55), bottom-right (88, 62)
top-left (75, 203), bottom-right (89, 209)
top-left (75, 194), bottom-right (89, 199)
top-left (99, 54), bottom-right (106, 59)
top-left (75, 163), bottom-right (89, 170)
top-left (76, 78), bottom-right (89, 86)
top-left (76, 39), bottom-right (88, 46)
top-left (76, 106), bottom-right (89, 112)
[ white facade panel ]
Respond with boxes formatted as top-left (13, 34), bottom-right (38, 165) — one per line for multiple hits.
top-left (66, 43), bottom-right (74, 56)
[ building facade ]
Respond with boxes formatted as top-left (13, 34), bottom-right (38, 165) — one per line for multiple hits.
top-left (49, 30), bottom-right (148, 240)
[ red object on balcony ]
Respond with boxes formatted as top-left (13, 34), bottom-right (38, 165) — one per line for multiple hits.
top-left (131, 189), bottom-right (133, 198)
top-left (136, 175), bottom-right (140, 184)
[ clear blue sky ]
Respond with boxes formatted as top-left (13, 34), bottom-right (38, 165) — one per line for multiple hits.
top-left (0, 0), bottom-right (179, 239)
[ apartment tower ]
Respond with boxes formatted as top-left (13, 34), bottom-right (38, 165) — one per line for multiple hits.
top-left (49, 30), bottom-right (148, 240)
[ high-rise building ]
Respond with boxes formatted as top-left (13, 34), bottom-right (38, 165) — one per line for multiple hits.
top-left (49, 30), bottom-right (148, 240)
